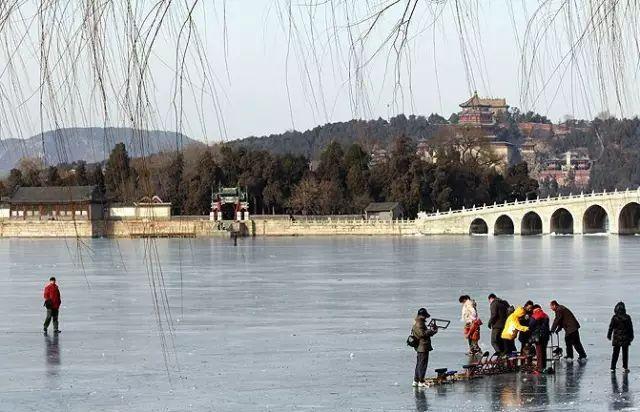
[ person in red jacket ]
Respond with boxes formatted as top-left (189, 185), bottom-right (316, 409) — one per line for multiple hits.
top-left (43, 276), bottom-right (62, 334)
top-left (528, 305), bottom-right (551, 374)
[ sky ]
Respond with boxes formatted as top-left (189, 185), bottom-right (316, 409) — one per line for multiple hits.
top-left (194, 1), bottom-right (528, 140)
top-left (188, 0), bottom-right (637, 141)
top-left (0, 1), bottom-right (637, 143)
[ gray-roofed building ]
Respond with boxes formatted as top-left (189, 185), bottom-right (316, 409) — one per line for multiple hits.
top-left (364, 202), bottom-right (404, 220)
top-left (9, 185), bottom-right (104, 220)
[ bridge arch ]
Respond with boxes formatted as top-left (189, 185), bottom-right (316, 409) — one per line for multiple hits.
top-left (619, 202), bottom-right (640, 235)
top-left (494, 215), bottom-right (514, 235)
top-left (550, 208), bottom-right (574, 235)
top-left (521, 212), bottom-right (543, 235)
top-left (469, 218), bottom-right (489, 235)
top-left (583, 204), bottom-right (609, 234)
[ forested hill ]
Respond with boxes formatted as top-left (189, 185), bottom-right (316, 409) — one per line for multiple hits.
top-left (230, 114), bottom-right (440, 158)
top-left (0, 127), bottom-right (200, 171)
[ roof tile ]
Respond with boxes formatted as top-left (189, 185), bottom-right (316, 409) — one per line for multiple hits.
top-left (10, 186), bottom-right (101, 204)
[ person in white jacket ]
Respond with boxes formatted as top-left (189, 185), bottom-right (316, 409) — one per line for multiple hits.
top-left (459, 295), bottom-right (482, 354)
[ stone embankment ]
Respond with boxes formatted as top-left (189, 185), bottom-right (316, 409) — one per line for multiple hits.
top-left (0, 219), bottom-right (230, 238)
top-left (253, 217), bottom-right (419, 236)
top-left (0, 220), bottom-right (95, 237)
top-left (0, 217), bottom-right (419, 238)
top-left (106, 220), bottom-right (222, 238)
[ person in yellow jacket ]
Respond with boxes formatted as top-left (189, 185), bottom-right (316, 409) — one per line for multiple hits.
top-left (501, 306), bottom-right (529, 355)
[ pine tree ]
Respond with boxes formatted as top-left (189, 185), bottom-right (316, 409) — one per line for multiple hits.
top-left (7, 169), bottom-right (23, 193)
top-left (167, 152), bottom-right (185, 214)
top-left (104, 143), bottom-right (132, 201)
top-left (46, 166), bottom-right (62, 186)
top-left (92, 166), bottom-right (106, 195)
top-left (184, 150), bottom-right (221, 215)
top-left (316, 141), bottom-right (346, 185)
top-left (75, 161), bottom-right (89, 185)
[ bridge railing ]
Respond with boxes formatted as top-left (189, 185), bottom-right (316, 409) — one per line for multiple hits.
top-left (417, 187), bottom-right (640, 219)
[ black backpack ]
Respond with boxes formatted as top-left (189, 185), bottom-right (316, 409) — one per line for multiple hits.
top-left (506, 304), bottom-right (515, 316)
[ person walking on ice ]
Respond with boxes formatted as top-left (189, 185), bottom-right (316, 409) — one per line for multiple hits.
top-left (43, 276), bottom-right (61, 335)
top-left (608, 301), bottom-right (633, 373)
top-left (550, 300), bottom-right (586, 361)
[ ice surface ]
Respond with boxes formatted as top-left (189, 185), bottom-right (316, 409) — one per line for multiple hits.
top-left (0, 236), bottom-right (639, 411)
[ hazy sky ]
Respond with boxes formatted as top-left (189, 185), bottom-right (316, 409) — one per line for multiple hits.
top-left (187, 0), bottom-right (634, 141)
top-left (1, 1), bottom-right (636, 142)
top-left (197, 1), bottom-right (526, 140)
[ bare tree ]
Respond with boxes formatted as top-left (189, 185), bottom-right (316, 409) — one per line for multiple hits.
top-left (278, 1), bottom-right (640, 120)
top-left (431, 126), bottom-right (504, 169)
top-left (0, 1), bottom-right (227, 381)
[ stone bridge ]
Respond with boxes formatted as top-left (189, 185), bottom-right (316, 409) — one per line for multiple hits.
top-left (416, 188), bottom-right (640, 235)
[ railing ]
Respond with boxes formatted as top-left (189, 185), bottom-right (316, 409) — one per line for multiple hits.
top-left (252, 214), bottom-right (363, 221)
top-left (286, 217), bottom-right (416, 226)
top-left (417, 187), bottom-right (640, 219)
top-left (171, 215), bottom-right (211, 221)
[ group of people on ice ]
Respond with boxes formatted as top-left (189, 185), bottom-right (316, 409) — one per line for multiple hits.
top-left (463, 295), bottom-right (581, 374)
top-left (410, 294), bottom-right (634, 388)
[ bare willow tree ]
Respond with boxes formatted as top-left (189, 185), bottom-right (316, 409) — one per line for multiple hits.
top-left (278, 0), bottom-right (640, 121)
top-left (0, 0), bottom-right (229, 381)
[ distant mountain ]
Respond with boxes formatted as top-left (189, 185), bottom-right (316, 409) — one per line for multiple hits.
top-left (229, 114), bottom-right (439, 159)
top-left (0, 127), bottom-right (200, 171)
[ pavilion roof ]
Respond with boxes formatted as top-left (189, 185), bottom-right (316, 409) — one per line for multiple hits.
top-left (460, 91), bottom-right (508, 108)
top-left (365, 202), bottom-right (402, 212)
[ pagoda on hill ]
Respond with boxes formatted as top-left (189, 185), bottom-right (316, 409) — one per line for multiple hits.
top-left (458, 91), bottom-right (509, 126)
top-left (454, 92), bottom-right (515, 173)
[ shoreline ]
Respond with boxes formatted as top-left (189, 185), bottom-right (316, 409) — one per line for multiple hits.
top-left (0, 217), bottom-right (418, 238)
top-left (0, 216), bottom-right (631, 238)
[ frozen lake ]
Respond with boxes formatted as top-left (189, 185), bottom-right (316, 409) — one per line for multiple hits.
top-left (0, 236), bottom-right (639, 411)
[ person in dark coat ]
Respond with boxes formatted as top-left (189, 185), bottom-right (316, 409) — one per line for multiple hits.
top-left (488, 293), bottom-right (510, 355)
top-left (528, 304), bottom-right (551, 374)
top-left (412, 308), bottom-right (438, 387)
top-left (550, 300), bottom-right (586, 360)
top-left (43, 276), bottom-right (62, 335)
top-left (608, 301), bottom-right (634, 372)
